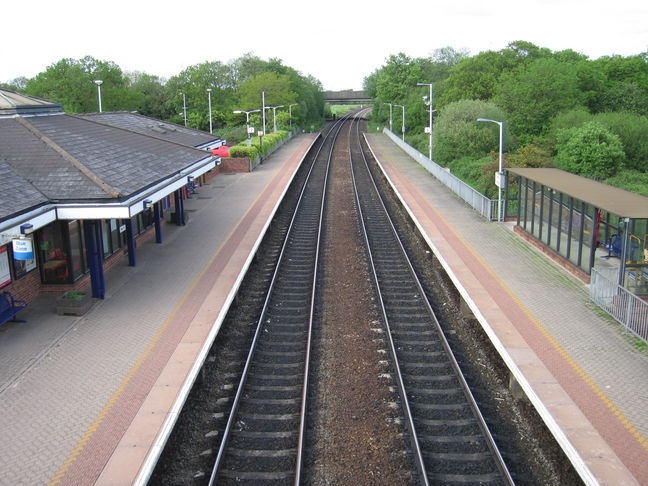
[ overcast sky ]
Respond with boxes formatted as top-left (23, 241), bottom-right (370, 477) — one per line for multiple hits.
top-left (4, 0), bottom-right (647, 91)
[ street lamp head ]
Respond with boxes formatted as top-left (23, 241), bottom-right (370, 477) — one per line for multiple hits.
top-left (207, 88), bottom-right (212, 92)
top-left (94, 79), bottom-right (103, 86)
top-left (233, 110), bottom-right (242, 114)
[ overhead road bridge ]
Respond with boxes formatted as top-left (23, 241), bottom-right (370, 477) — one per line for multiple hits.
top-left (324, 90), bottom-right (372, 104)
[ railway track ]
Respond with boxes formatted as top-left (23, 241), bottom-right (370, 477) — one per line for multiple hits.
top-left (207, 115), bottom-right (350, 485)
top-left (348, 113), bottom-right (513, 485)
top-left (155, 112), bottom-right (517, 485)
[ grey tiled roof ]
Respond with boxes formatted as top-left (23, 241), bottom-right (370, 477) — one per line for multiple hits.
top-left (0, 158), bottom-right (48, 220)
top-left (80, 112), bottom-right (222, 148)
top-left (0, 117), bottom-right (108, 201)
top-left (25, 115), bottom-right (212, 197)
top-left (0, 113), bottom-right (214, 223)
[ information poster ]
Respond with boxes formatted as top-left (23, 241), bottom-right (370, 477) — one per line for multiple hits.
top-left (0, 246), bottom-right (11, 288)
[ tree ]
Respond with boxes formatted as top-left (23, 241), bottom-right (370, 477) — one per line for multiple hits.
top-left (494, 58), bottom-right (584, 142)
top-left (555, 122), bottom-right (625, 179)
top-left (25, 56), bottom-right (131, 113)
top-left (433, 99), bottom-right (509, 164)
top-left (374, 53), bottom-right (424, 103)
top-left (439, 50), bottom-right (513, 105)
top-left (125, 72), bottom-right (172, 120)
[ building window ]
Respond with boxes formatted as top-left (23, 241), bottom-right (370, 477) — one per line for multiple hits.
top-left (0, 245), bottom-right (11, 288)
top-left (38, 221), bottom-right (71, 284)
top-left (68, 221), bottom-right (86, 280)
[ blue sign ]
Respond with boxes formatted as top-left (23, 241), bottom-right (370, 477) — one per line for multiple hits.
top-left (12, 238), bottom-right (34, 260)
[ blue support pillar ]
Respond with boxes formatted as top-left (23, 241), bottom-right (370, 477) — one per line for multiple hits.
top-left (173, 190), bottom-right (183, 226)
top-left (83, 220), bottom-right (105, 299)
top-left (124, 219), bottom-right (136, 267)
top-left (154, 202), bottom-right (163, 244)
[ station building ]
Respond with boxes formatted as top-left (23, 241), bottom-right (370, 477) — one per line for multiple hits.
top-left (0, 89), bottom-right (226, 303)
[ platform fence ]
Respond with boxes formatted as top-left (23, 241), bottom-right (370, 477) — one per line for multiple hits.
top-left (382, 128), bottom-right (495, 220)
top-left (590, 268), bottom-right (648, 342)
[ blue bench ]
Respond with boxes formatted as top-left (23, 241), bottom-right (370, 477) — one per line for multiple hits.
top-left (602, 234), bottom-right (622, 258)
top-left (0, 291), bottom-right (27, 325)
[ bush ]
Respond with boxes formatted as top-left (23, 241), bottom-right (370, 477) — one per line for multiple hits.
top-left (433, 100), bottom-right (509, 165)
top-left (229, 145), bottom-right (258, 158)
top-left (555, 122), bottom-right (625, 179)
top-left (592, 112), bottom-right (648, 172)
top-left (447, 156), bottom-right (492, 194)
top-left (604, 169), bottom-right (648, 197)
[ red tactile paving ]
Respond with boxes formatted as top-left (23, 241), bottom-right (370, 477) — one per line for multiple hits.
top-left (51, 135), bottom-right (318, 486)
top-left (366, 134), bottom-right (646, 485)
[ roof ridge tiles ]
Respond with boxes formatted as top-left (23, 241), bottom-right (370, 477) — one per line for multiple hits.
top-left (16, 117), bottom-right (121, 198)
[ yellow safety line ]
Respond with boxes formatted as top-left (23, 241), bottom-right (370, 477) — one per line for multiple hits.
top-left (48, 173), bottom-right (284, 485)
top-left (402, 168), bottom-right (648, 453)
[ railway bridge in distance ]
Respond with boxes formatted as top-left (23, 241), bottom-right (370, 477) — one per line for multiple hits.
top-left (324, 89), bottom-right (372, 104)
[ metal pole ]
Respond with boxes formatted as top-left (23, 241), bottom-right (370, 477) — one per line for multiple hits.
top-left (498, 122), bottom-right (503, 222)
top-left (207, 88), bottom-right (213, 135)
top-left (262, 91), bottom-right (266, 135)
top-left (181, 92), bottom-right (187, 127)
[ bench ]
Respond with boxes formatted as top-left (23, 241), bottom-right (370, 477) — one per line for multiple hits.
top-left (0, 291), bottom-right (27, 325)
top-left (602, 234), bottom-right (622, 258)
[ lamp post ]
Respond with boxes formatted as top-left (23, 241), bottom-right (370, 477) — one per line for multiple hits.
top-left (207, 88), bottom-right (213, 134)
top-left (267, 105), bottom-right (284, 133)
top-left (383, 102), bottom-right (393, 132)
top-left (94, 80), bottom-right (103, 113)
top-left (288, 103), bottom-right (298, 128)
top-left (417, 82), bottom-right (434, 160)
top-left (477, 118), bottom-right (504, 221)
top-left (262, 91), bottom-right (267, 135)
top-left (394, 104), bottom-right (406, 141)
top-left (180, 92), bottom-right (187, 127)
top-left (233, 109), bottom-right (261, 146)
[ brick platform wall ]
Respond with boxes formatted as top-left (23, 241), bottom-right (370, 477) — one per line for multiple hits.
top-left (220, 157), bottom-right (251, 173)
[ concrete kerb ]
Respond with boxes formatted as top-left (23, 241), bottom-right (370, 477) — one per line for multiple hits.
top-left (133, 133), bottom-right (321, 485)
top-left (362, 133), bottom-right (600, 486)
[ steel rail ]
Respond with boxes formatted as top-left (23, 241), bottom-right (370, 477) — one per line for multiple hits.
top-left (208, 115), bottom-right (351, 485)
top-left (349, 113), bottom-right (514, 485)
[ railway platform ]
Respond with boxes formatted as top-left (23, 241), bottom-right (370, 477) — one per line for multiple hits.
top-left (0, 133), bottom-right (318, 486)
top-left (365, 132), bottom-right (648, 486)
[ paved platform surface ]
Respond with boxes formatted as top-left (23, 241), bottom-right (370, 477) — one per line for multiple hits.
top-left (365, 133), bottom-right (648, 486)
top-left (0, 133), bottom-right (318, 486)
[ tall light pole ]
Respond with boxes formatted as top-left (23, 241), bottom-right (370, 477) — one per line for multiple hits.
top-left (262, 91), bottom-right (267, 135)
top-left (417, 82), bottom-right (434, 160)
top-left (477, 118), bottom-right (504, 222)
top-left (394, 104), bottom-right (406, 141)
top-left (288, 103), bottom-right (298, 128)
top-left (94, 79), bottom-right (103, 113)
top-left (233, 109), bottom-right (261, 146)
top-left (207, 88), bottom-right (213, 134)
top-left (180, 92), bottom-right (187, 127)
top-left (383, 102), bottom-right (393, 132)
top-left (267, 105), bottom-right (284, 132)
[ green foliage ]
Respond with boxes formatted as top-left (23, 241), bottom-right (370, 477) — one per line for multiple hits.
top-left (555, 122), bottom-right (625, 179)
top-left (446, 156), bottom-right (492, 194)
top-left (374, 53), bottom-right (423, 103)
top-left (604, 169), bottom-right (648, 197)
top-left (505, 140), bottom-right (555, 168)
top-left (229, 145), bottom-right (259, 159)
top-left (25, 56), bottom-right (133, 113)
top-left (494, 58), bottom-right (584, 142)
top-left (433, 99), bottom-right (509, 165)
top-left (592, 112), bottom-right (648, 171)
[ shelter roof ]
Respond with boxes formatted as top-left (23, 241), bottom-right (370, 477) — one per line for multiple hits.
top-left (80, 112), bottom-right (222, 148)
top-left (507, 168), bottom-right (648, 219)
top-left (0, 89), bottom-right (62, 115)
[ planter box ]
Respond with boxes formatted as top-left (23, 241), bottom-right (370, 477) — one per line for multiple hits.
top-left (56, 291), bottom-right (94, 316)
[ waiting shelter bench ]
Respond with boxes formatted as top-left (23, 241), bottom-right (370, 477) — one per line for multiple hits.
top-left (0, 291), bottom-right (27, 326)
